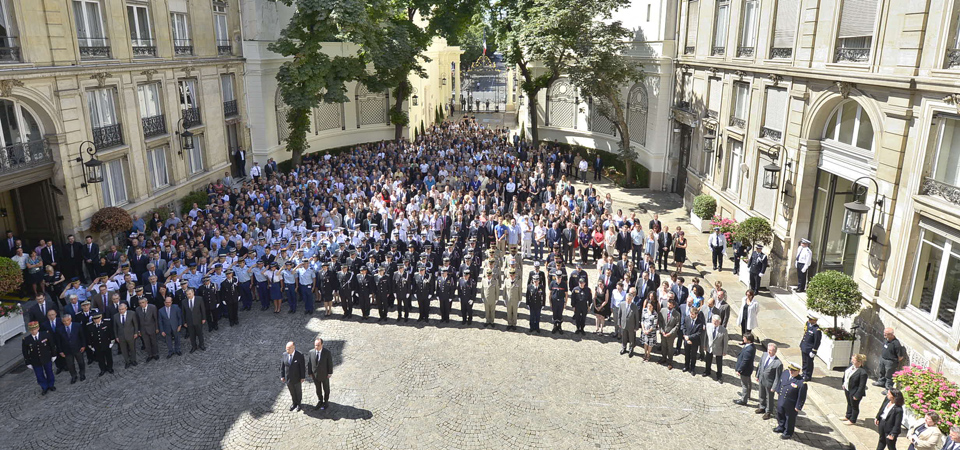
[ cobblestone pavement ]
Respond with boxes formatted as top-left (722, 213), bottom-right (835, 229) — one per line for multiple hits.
top-left (0, 190), bottom-right (850, 450)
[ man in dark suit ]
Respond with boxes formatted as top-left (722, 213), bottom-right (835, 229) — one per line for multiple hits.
top-left (82, 236), bottom-right (99, 283)
top-left (681, 306), bottom-right (704, 374)
top-left (671, 277), bottom-right (689, 305)
top-left (734, 333), bottom-right (757, 406)
top-left (636, 272), bottom-right (656, 302)
top-left (657, 228), bottom-right (672, 272)
top-left (55, 314), bottom-right (86, 383)
top-left (280, 341), bottom-right (306, 411)
top-left (182, 288), bottom-right (206, 352)
top-left (755, 342), bottom-right (783, 420)
top-left (775, 362), bottom-right (808, 440)
top-left (113, 302), bottom-right (139, 368)
top-left (307, 338), bottom-right (334, 410)
top-left (22, 321), bottom-right (57, 394)
top-left (28, 293), bottom-right (59, 323)
top-left (40, 240), bottom-right (59, 270)
top-left (158, 296), bottom-right (183, 357)
top-left (747, 244), bottom-right (769, 293)
top-left (648, 214), bottom-right (662, 233)
top-left (135, 297), bottom-right (160, 361)
top-left (61, 235), bottom-right (84, 282)
top-left (1, 230), bottom-right (16, 257)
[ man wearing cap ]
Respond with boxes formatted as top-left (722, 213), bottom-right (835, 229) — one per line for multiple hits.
top-left (413, 263), bottom-right (433, 322)
top-left (197, 276), bottom-right (220, 331)
top-left (136, 296), bottom-right (160, 361)
top-left (158, 296), bottom-right (183, 358)
top-left (709, 227), bottom-right (726, 271)
top-left (481, 268), bottom-right (499, 327)
top-left (355, 265), bottom-right (373, 320)
top-left (528, 261), bottom-right (547, 309)
top-left (318, 261), bottom-right (336, 317)
top-left (296, 261), bottom-right (316, 315)
top-left (337, 264), bottom-right (355, 318)
top-left (394, 260), bottom-right (413, 321)
top-left (114, 302), bottom-right (139, 368)
top-left (182, 288), bottom-right (206, 352)
top-left (436, 267), bottom-right (456, 323)
top-left (23, 321), bottom-right (57, 394)
top-left (794, 239), bottom-right (813, 293)
top-left (220, 269), bottom-right (241, 325)
top-left (252, 260), bottom-right (270, 311)
top-left (550, 270), bottom-right (567, 334)
top-left (571, 278), bottom-right (591, 335)
top-left (746, 244), bottom-right (769, 293)
top-left (87, 312), bottom-right (114, 375)
top-left (799, 314), bottom-right (822, 381)
top-left (526, 275), bottom-right (544, 333)
top-left (505, 267), bottom-right (522, 330)
top-left (281, 261), bottom-right (299, 313)
top-left (457, 269), bottom-right (477, 325)
top-left (774, 361), bottom-right (808, 440)
top-left (374, 264), bottom-right (392, 321)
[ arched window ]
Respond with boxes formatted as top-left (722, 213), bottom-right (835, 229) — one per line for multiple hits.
top-left (546, 79), bottom-right (576, 129)
top-left (0, 99), bottom-right (46, 169)
top-left (627, 83), bottom-right (649, 146)
top-left (314, 101), bottom-right (344, 134)
top-left (356, 84), bottom-right (388, 127)
top-left (588, 98), bottom-right (616, 136)
top-left (275, 89), bottom-right (290, 144)
top-left (822, 100), bottom-right (874, 151)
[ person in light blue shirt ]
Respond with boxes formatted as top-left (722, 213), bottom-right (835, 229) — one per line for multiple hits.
top-left (182, 264), bottom-right (203, 289)
top-left (234, 259), bottom-right (254, 311)
top-left (507, 218), bottom-right (520, 248)
top-left (209, 264), bottom-right (226, 288)
top-left (61, 278), bottom-right (89, 303)
top-left (296, 262), bottom-right (316, 314)
top-left (281, 261), bottom-right (299, 313)
top-left (251, 261), bottom-right (270, 311)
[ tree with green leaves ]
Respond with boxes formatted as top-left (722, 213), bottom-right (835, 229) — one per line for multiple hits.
top-left (566, 18), bottom-right (644, 183)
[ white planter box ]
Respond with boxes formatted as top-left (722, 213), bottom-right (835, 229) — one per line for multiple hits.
top-left (690, 210), bottom-right (712, 233)
top-left (738, 265), bottom-right (771, 290)
top-left (0, 311), bottom-right (25, 346)
top-left (816, 333), bottom-right (860, 370)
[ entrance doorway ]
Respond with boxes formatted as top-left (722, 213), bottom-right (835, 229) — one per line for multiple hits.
top-left (809, 170), bottom-right (861, 276)
top-left (676, 125), bottom-right (691, 194)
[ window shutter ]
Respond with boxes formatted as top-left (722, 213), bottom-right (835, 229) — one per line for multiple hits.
top-left (773, 0), bottom-right (798, 48)
top-left (686, 1), bottom-right (699, 46)
top-left (763, 88), bottom-right (787, 131)
top-left (708, 78), bottom-right (723, 113)
top-left (837, 0), bottom-right (878, 39)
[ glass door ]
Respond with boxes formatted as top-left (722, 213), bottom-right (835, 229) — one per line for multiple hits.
top-left (809, 170), bottom-right (862, 276)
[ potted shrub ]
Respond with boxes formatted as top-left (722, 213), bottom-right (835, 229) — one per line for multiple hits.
top-left (691, 194), bottom-right (717, 233)
top-left (805, 270), bottom-right (863, 369)
top-left (894, 364), bottom-right (960, 430)
top-left (0, 275), bottom-right (24, 345)
top-left (734, 216), bottom-right (774, 288)
top-left (91, 206), bottom-right (133, 246)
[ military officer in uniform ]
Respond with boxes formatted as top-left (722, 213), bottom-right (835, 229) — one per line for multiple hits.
top-left (794, 239), bottom-right (813, 293)
top-left (318, 261), bottom-right (336, 316)
top-left (355, 266), bottom-right (373, 319)
top-left (774, 362), bottom-right (808, 440)
top-left (414, 263), bottom-right (433, 322)
top-left (220, 269), bottom-right (240, 326)
top-left (526, 275), bottom-right (543, 333)
top-left (505, 267), bottom-right (522, 330)
top-left (197, 276), bottom-right (219, 331)
top-left (571, 278), bottom-right (591, 334)
top-left (374, 264), bottom-right (391, 321)
top-left (481, 268), bottom-right (499, 327)
top-left (457, 269), bottom-right (477, 325)
top-left (337, 264), bottom-right (355, 318)
top-left (87, 313), bottom-right (114, 375)
top-left (550, 270), bottom-right (567, 334)
top-left (436, 267), bottom-right (456, 323)
top-left (747, 244), bottom-right (769, 293)
top-left (394, 259), bottom-right (413, 321)
top-left (22, 321), bottom-right (57, 394)
top-left (799, 314), bottom-right (822, 381)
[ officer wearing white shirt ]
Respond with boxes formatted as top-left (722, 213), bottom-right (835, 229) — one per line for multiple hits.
top-left (709, 227), bottom-right (727, 272)
top-left (795, 239), bottom-right (813, 293)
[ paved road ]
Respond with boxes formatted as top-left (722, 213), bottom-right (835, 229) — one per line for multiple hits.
top-left (0, 188), bottom-right (849, 450)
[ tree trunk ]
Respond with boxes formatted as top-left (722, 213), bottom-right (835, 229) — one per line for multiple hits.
top-left (393, 83), bottom-right (406, 141)
top-left (291, 147), bottom-right (303, 167)
top-left (528, 93), bottom-right (539, 146)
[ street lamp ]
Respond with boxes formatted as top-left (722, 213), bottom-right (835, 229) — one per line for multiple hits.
top-left (75, 140), bottom-right (103, 194)
top-left (441, 76), bottom-right (447, 86)
top-left (703, 127), bottom-right (717, 154)
top-left (841, 176), bottom-right (885, 249)
top-left (176, 117), bottom-right (194, 160)
top-left (761, 144), bottom-right (786, 190)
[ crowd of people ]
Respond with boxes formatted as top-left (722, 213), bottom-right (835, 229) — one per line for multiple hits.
top-left (10, 117), bottom-right (958, 447)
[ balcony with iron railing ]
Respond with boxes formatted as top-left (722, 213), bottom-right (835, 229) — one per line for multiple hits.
top-left (78, 37), bottom-right (111, 59)
top-left (142, 114), bottom-right (166, 138)
top-left (770, 47), bottom-right (792, 59)
top-left (736, 46), bottom-right (754, 58)
top-left (92, 123), bottom-right (124, 148)
top-left (131, 37), bottom-right (157, 57)
top-left (920, 177), bottom-right (960, 207)
top-left (217, 40), bottom-right (232, 56)
top-left (223, 99), bottom-right (238, 117)
top-left (759, 126), bottom-right (782, 142)
top-left (835, 47), bottom-right (870, 63)
top-left (947, 49), bottom-right (960, 69)
top-left (0, 36), bottom-right (21, 63)
top-left (174, 39), bottom-right (193, 56)
top-left (711, 46), bottom-right (725, 56)
top-left (181, 106), bottom-right (202, 128)
top-left (684, 46), bottom-right (695, 55)
top-left (729, 116), bottom-right (746, 129)
top-left (0, 140), bottom-right (53, 175)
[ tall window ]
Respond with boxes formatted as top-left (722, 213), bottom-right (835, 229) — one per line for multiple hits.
top-left (127, 3), bottom-right (154, 56)
top-left (0, 0), bottom-right (21, 62)
top-left (101, 157), bottom-right (128, 206)
top-left (221, 74), bottom-right (238, 117)
top-left (712, 0), bottom-right (730, 56)
top-left (823, 101), bottom-right (874, 151)
top-left (707, 77), bottom-right (723, 117)
top-left (73, 0), bottom-right (109, 58)
top-left (178, 79), bottom-right (201, 127)
top-left (930, 117), bottom-right (960, 187)
top-left (87, 88), bottom-right (123, 148)
top-left (737, 0), bottom-right (758, 57)
top-left (730, 81), bottom-right (749, 128)
top-left (138, 83), bottom-right (165, 138)
top-left (214, 1), bottom-right (230, 55)
top-left (146, 146), bottom-right (169, 190)
top-left (170, 12), bottom-right (192, 56)
top-left (761, 87), bottom-right (787, 141)
top-left (910, 225), bottom-right (960, 329)
top-left (685, 0), bottom-right (699, 55)
top-left (0, 99), bottom-right (44, 169)
top-left (770, 0), bottom-right (798, 59)
top-left (186, 134), bottom-right (204, 174)
top-left (726, 139), bottom-right (743, 194)
top-left (835, 0), bottom-right (879, 63)
top-left (627, 83), bottom-right (648, 146)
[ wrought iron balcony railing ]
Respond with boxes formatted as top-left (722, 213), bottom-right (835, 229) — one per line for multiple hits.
top-left (131, 38), bottom-right (157, 57)
top-left (93, 123), bottom-right (124, 148)
top-left (0, 140), bottom-right (52, 175)
top-left (79, 37), bottom-right (111, 59)
top-left (759, 126), bottom-right (782, 142)
top-left (947, 49), bottom-right (960, 69)
top-left (920, 177), bottom-right (960, 207)
top-left (217, 40), bottom-right (232, 56)
top-left (684, 46), bottom-right (695, 55)
top-left (142, 114), bottom-right (166, 138)
top-left (0, 36), bottom-right (21, 63)
top-left (770, 47), bottom-right (793, 59)
top-left (223, 99), bottom-right (238, 117)
top-left (729, 117), bottom-right (746, 129)
top-left (174, 39), bottom-right (193, 56)
top-left (835, 47), bottom-right (870, 63)
top-left (736, 46), bottom-right (754, 58)
top-left (181, 106), bottom-right (202, 128)
top-left (711, 46), bottom-right (725, 56)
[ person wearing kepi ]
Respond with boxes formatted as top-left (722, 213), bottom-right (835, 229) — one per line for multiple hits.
top-left (794, 239), bottom-right (813, 293)
top-left (747, 243), bottom-right (769, 293)
top-left (571, 277), bottom-right (591, 335)
top-left (481, 268), bottom-right (499, 328)
top-left (755, 343), bottom-right (783, 420)
top-left (457, 269), bottom-right (477, 325)
top-left (526, 275), bottom-right (543, 333)
top-left (549, 270), bottom-right (567, 334)
top-left (774, 361), bottom-right (808, 440)
top-left (280, 341), bottom-right (306, 412)
top-left (505, 267), bottom-right (522, 331)
top-left (799, 314), bottom-right (822, 381)
top-left (22, 321), bottom-right (57, 395)
top-left (874, 327), bottom-right (906, 393)
top-left (734, 332), bottom-right (757, 406)
top-left (307, 338), bottom-right (333, 411)
top-left (87, 313), bottom-right (114, 375)
top-left (708, 227), bottom-right (726, 271)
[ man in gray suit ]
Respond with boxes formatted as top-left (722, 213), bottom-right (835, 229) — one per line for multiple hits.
top-left (280, 341), bottom-right (306, 412)
top-left (307, 338), bottom-right (334, 410)
top-left (659, 297), bottom-right (681, 369)
top-left (617, 289), bottom-right (640, 357)
top-left (113, 302), bottom-right (139, 368)
top-left (158, 296), bottom-right (183, 357)
top-left (755, 342), bottom-right (784, 420)
top-left (182, 288), bottom-right (206, 353)
top-left (703, 315), bottom-right (729, 382)
top-left (135, 297), bottom-right (160, 361)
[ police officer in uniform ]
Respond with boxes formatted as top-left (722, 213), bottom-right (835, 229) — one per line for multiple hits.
top-left (87, 312), bottom-right (114, 376)
top-left (774, 362), bottom-right (808, 440)
top-left (374, 264), bottom-right (392, 321)
top-left (318, 261), bottom-right (336, 316)
top-left (481, 268), bottom-right (499, 328)
top-left (794, 239), bottom-right (813, 293)
top-left (571, 278), bottom-right (591, 334)
top-left (526, 276), bottom-right (543, 333)
top-left (414, 263), bottom-right (433, 323)
top-left (394, 259), bottom-right (413, 321)
top-left (337, 264), bottom-right (354, 318)
top-left (220, 269), bottom-right (240, 326)
top-left (505, 268), bottom-right (522, 330)
top-left (457, 269), bottom-right (477, 325)
top-left (436, 267), bottom-right (456, 323)
top-left (22, 321), bottom-right (57, 394)
top-left (355, 266), bottom-right (373, 319)
top-left (799, 314), bottom-right (822, 381)
top-left (747, 244), bottom-right (769, 293)
top-left (197, 275), bottom-right (219, 331)
top-left (550, 270), bottom-right (567, 334)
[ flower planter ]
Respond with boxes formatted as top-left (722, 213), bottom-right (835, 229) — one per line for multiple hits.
top-left (0, 311), bottom-right (24, 346)
top-left (690, 210), bottom-right (711, 233)
top-left (738, 265), bottom-right (770, 290)
top-left (816, 333), bottom-right (860, 370)
top-left (901, 407), bottom-right (922, 430)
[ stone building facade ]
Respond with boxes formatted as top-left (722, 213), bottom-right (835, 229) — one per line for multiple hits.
top-left (675, 0), bottom-right (960, 375)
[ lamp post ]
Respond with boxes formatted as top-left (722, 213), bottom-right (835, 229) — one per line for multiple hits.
top-left (75, 140), bottom-right (103, 194)
top-left (175, 117), bottom-right (194, 160)
top-left (841, 176), bottom-right (885, 249)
